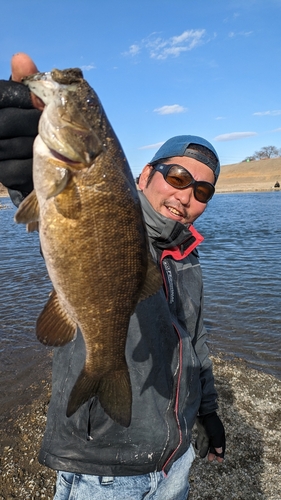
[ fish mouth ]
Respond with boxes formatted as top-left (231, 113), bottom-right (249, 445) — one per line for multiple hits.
top-left (24, 69), bottom-right (104, 167)
top-left (49, 148), bottom-right (89, 169)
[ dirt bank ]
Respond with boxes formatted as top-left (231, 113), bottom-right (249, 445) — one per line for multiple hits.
top-left (216, 157), bottom-right (281, 193)
top-left (0, 356), bottom-right (280, 499)
top-left (0, 184), bottom-right (8, 197)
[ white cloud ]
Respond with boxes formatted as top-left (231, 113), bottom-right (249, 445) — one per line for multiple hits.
top-left (215, 132), bottom-right (257, 142)
top-left (253, 110), bottom-right (281, 116)
top-left (127, 44), bottom-right (140, 56)
top-left (139, 142), bottom-right (164, 150)
top-left (228, 31), bottom-right (253, 38)
top-left (154, 104), bottom-right (187, 115)
top-left (215, 116), bottom-right (226, 120)
top-left (124, 29), bottom-right (206, 60)
top-left (80, 64), bottom-right (96, 71)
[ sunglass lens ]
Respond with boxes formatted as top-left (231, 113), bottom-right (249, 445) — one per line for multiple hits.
top-left (166, 165), bottom-right (193, 188)
top-left (195, 184), bottom-right (214, 203)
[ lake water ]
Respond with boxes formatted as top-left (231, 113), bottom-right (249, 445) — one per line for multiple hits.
top-left (0, 191), bottom-right (280, 414)
top-left (195, 191), bottom-right (281, 379)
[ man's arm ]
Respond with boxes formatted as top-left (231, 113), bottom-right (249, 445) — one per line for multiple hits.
top-left (193, 315), bottom-right (226, 463)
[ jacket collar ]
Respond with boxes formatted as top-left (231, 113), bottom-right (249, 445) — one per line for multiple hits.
top-left (138, 191), bottom-right (203, 257)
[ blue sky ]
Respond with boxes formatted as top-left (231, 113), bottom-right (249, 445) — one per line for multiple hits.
top-left (1, 0), bottom-right (281, 177)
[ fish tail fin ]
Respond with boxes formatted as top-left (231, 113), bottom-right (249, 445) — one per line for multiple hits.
top-left (66, 364), bottom-right (132, 428)
top-left (138, 252), bottom-right (163, 302)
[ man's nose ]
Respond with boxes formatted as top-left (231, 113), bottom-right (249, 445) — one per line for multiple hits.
top-left (174, 186), bottom-right (193, 205)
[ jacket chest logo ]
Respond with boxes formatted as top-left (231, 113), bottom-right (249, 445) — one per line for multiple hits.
top-left (162, 260), bottom-right (175, 304)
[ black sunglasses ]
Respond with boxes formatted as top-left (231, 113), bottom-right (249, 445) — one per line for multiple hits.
top-left (152, 163), bottom-right (215, 203)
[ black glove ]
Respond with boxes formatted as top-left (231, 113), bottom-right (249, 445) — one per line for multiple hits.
top-left (195, 411), bottom-right (226, 459)
top-left (0, 79), bottom-right (41, 206)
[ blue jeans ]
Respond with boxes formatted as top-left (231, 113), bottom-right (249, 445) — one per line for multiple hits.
top-left (53, 445), bottom-right (195, 500)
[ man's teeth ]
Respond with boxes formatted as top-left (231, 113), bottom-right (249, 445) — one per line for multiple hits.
top-left (168, 207), bottom-right (182, 216)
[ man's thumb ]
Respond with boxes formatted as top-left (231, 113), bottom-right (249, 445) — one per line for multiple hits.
top-left (11, 52), bottom-right (39, 82)
top-left (11, 52), bottom-right (44, 110)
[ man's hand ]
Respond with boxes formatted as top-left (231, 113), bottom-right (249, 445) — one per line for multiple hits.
top-left (195, 411), bottom-right (225, 463)
top-left (0, 53), bottom-right (43, 206)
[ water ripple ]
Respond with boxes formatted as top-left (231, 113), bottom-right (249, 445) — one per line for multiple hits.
top-left (1, 193), bottom-right (281, 380)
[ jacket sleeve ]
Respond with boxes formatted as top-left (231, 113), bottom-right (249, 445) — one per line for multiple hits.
top-left (193, 293), bottom-right (219, 416)
top-left (0, 79), bottom-right (41, 205)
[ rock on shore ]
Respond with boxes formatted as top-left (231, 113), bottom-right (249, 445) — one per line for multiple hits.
top-left (0, 356), bottom-right (280, 499)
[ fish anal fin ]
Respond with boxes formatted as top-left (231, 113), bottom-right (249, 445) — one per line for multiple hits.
top-left (36, 290), bottom-right (77, 346)
top-left (138, 252), bottom-right (163, 302)
top-left (14, 190), bottom-right (40, 224)
top-left (66, 364), bottom-right (132, 428)
top-left (54, 181), bottom-right (81, 219)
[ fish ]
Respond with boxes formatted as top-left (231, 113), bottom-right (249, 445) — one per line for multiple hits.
top-left (14, 68), bottom-right (162, 427)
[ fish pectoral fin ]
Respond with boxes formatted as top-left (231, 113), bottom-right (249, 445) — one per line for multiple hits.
top-left (138, 252), bottom-right (163, 302)
top-left (26, 221), bottom-right (39, 232)
top-left (66, 364), bottom-right (132, 428)
top-left (14, 190), bottom-right (40, 224)
top-left (36, 290), bottom-right (77, 346)
top-left (54, 181), bottom-right (81, 219)
top-left (45, 163), bottom-right (70, 199)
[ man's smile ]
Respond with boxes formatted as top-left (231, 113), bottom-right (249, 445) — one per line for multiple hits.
top-left (165, 204), bottom-right (187, 220)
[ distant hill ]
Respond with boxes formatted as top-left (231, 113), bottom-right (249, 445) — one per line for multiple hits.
top-left (1, 157), bottom-right (281, 198)
top-left (216, 156), bottom-right (281, 193)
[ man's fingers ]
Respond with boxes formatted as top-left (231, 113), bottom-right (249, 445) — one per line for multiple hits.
top-left (208, 447), bottom-right (224, 463)
top-left (11, 53), bottom-right (44, 110)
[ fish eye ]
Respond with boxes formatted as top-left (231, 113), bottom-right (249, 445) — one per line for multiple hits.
top-left (86, 95), bottom-right (96, 107)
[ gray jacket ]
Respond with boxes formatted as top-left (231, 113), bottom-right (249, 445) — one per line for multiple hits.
top-left (38, 191), bottom-right (218, 475)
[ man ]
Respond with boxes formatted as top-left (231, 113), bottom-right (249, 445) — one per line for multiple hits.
top-left (0, 54), bottom-right (225, 500)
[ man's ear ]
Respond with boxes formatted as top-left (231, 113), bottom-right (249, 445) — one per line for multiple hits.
top-left (138, 164), bottom-right (153, 190)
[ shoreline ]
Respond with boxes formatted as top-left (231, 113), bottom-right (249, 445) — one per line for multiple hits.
top-left (1, 188), bottom-right (281, 201)
top-left (0, 355), bottom-right (280, 499)
top-left (216, 187), bottom-right (281, 194)
top-left (1, 155), bottom-right (281, 198)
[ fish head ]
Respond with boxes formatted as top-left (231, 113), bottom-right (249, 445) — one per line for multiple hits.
top-left (23, 68), bottom-right (105, 168)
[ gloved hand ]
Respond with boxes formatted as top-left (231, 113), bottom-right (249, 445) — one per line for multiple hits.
top-left (195, 411), bottom-right (225, 462)
top-left (0, 53), bottom-right (43, 206)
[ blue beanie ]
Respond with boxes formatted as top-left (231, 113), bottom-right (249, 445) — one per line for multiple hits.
top-left (149, 135), bottom-right (220, 182)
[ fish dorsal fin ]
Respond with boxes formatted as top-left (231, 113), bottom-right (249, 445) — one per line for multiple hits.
top-left (138, 252), bottom-right (163, 302)
top-left (36, 290), bottom-right (77, 346)
top-left (14, 190), bottom-right (40, 224)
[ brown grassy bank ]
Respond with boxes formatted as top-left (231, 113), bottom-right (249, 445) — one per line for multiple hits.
top-left (216, 157), bottom-right (281, 193)
top-left (0, 184), bottom-right (8, 197)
